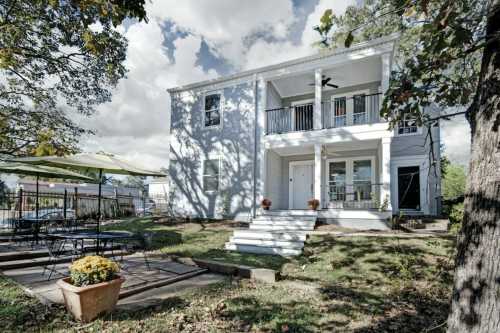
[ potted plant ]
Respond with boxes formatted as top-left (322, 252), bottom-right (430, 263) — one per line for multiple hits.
top-left (261, 198), bottom-right (272, 210)
top-left (308, 199), bottom-right (320, 210)
top-left (57, 255), bottom-right (124, 322)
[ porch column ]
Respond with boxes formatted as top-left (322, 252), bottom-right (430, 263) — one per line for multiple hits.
top-left (256, 77), bottom-right (267, 211)
top-left (381, 53), bottom-right (391, 95)
top-left (314, 144), bottom-right (323, 206)
top-left (380, 137), bottom-right (392, 211)
top-left (314, 68), bottom-right (322, 130)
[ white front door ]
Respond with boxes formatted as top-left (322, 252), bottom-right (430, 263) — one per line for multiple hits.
top-left (290, 162), bottom-right (314, 209)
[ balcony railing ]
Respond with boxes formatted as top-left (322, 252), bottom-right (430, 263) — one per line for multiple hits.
top-left (327, 182), bottom-right (382, 210)
top-left (265, 93), bottom-right (382, 135)
top-left (322, 93), bottom-right (381, 129)
top-left (266, 102), bottom-right (313, 134)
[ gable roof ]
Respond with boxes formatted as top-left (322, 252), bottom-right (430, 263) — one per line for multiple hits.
top-left (167, 33), bottom-right (399, 93)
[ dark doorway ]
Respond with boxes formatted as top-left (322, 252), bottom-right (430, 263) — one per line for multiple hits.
top-left (398, 166), bottom-right (420, 210)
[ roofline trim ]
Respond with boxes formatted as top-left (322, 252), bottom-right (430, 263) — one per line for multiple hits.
top-left (167, 33), bottom-right (400, 93)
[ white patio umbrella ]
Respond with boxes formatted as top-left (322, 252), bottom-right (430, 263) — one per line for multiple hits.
top-left (0, 162), bottom-right (94, 220)
top-left (11, 153), bottom-right (166, 251)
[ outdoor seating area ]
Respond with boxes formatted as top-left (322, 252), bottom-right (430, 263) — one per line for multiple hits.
top-left (0, 240), bottom-right (218, 307)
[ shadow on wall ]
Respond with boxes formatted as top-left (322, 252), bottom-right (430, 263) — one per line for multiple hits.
top-left (169, 83), bottom-right (256, 219)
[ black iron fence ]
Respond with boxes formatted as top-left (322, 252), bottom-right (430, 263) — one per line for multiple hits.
top-left (0, 189), bottom-right (170, 229)
top-left (266, 102), bottom-right (314, 134)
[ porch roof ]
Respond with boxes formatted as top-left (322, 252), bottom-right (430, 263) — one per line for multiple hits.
top-left (167, 33), bottom-right (399, 94)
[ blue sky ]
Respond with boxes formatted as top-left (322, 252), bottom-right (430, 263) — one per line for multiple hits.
top-left (78, 0), bottom-right (470, 169)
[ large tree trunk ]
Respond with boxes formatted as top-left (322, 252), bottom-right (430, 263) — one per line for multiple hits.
top-left (447, 0), bottom-right (500, 332)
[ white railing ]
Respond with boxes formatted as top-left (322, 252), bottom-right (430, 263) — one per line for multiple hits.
top-left (322, 93), bottom-right (382, 129)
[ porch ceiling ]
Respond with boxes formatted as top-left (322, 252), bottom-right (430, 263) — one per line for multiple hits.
top-left (271, 139), bottom-right (380, 156)
top-left (271, 56), bottom-right (382, 98)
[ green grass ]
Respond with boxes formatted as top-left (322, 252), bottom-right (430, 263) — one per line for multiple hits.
top-left (0, 276), bottom-right (72, 332)
top-left (0, 217), bottom-right (455, 332)
top-left (104, 217), bottom-right (289, 269)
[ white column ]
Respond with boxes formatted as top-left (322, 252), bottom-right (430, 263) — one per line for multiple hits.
top-left (314, 68), bottom-right (322, 130)
top-left (380, 137), bottom-right (392, 211)
top-left (381, 53), bottom-right (391, 96)
top-left (257, 78), bottom-right (268, 211)
top-left (314, 144), bottom-right (323, 206)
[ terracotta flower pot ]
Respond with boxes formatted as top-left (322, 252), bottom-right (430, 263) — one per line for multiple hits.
top-left (57, 276), bottom-right (125, 322)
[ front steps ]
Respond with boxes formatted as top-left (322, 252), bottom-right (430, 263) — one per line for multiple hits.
top-left (225, 210), bottom-right (317, 257)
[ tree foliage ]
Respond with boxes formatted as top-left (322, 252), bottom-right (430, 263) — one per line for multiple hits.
top-left (316, 1), bottom-right (500, 332)
top-left (315, 0), bottom-right (485, 127)
top-left (442, 161), bottom-right (467, 200)
top-left (0, 0), bottom-right (147, 157)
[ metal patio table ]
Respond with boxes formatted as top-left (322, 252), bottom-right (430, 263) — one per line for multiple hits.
top-left (43, 231), bottom-right (135, 280)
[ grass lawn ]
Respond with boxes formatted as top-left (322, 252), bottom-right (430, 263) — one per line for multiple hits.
top-left (0, 217), bottom-right (455, 332)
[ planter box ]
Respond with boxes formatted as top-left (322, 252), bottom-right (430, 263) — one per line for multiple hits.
top-left (57, 276), bottom-right (125, 322)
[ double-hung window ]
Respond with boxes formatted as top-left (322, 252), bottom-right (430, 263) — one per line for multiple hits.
top-left (398, 114), bottom-right (418, 135)
top-left (202, 159), bottom-right (220, 192)
top-left (204, 93), bottom-right (221, 127)
top-left (353, 94), bottom-right (367, 125)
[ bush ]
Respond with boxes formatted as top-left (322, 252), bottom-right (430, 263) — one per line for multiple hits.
top-left (69, 256), bottom-right (120, 287)
top-left (449, 202), bottom-right (464, 225)
top-left (448, 202), bottom-right (464, 235)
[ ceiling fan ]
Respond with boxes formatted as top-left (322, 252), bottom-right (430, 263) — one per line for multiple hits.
top-left (308, 75), bottom-right (339, 89)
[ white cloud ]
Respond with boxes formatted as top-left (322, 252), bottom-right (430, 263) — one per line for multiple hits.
top-left (146, 0), bottom-right (295, 64)
top-left (80, 17), bottom-right (217, 169)
top-left (242, 0), bottom-right (356, 70)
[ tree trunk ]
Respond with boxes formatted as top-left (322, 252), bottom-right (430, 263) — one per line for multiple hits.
top-left (447, 0), bottom-right (500, 332)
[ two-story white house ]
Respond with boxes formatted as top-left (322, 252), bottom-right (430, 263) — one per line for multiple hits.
top-left (167, 34), bottom-right (441, 240)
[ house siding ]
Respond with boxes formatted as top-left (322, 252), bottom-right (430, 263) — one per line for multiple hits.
top-left (169, 81), bottom-right (256, 220)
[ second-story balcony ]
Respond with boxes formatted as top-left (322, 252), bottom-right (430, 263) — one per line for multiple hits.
top-left (265, 93), bottom-right (383, 135)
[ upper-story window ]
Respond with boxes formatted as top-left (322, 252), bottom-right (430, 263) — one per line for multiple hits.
top-left (353, 94), bottom-right (367, 125)
top-left (204, 93), bottom-right (221, 127)
top-left (202, 158), bottom-right (220, 192)
top-left (398, 114), bottom-right (418, 135)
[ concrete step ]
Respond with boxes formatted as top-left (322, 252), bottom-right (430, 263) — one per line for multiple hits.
top-left (262, 210), bottom-right (318, 217)
top-left (0, 248), bottom-right (72, 262)
top-left (229, 237), bottom-right (304, 249)
top-left (0, 248), bottom-right (129, 271)
top-left (232, 230), bottom-right (307, 241)
top-left (251, 219), bottom-right (315, 227)
top-left (249, 224), bottom-right (314, 231)
top-left (323, 218), bottom-right (390, 231)
top-left (253, 215), bottom-right (317, 222)
top-left (224, 243), bottom-right (302, 256)
top-left (0, 235), bottom-right (34, 243)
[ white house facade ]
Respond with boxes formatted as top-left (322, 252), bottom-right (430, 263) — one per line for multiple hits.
top-left (167, 34), bottom-right (441, 232)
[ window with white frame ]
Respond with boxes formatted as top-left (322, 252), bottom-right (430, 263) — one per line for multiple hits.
top-left (204, 93), bottom-right (221, 127)
top-left (202, 159), bottom-right (220, 192)
top-left (352, 94), bottom-right (367, 125)
top-left (398, 114), bottom-right (418, 135)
